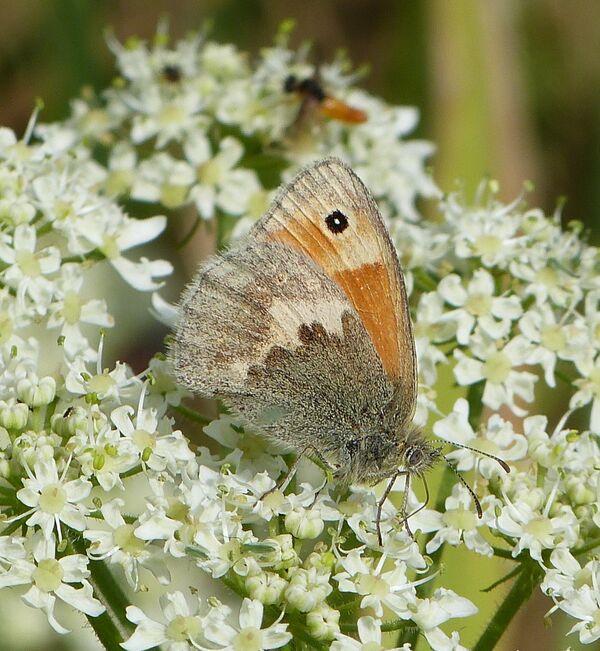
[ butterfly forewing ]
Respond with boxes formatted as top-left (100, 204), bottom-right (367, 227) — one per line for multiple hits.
top-left (253, 158), bottom-right (417, 422)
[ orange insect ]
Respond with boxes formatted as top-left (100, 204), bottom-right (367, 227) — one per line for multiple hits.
top-left (284, 74), bottom-right (367, 125)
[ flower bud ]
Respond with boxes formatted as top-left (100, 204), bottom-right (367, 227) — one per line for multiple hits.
top-left (245, 570), bottom-right (287, 605)
top-left (306, 602), bottom-right (340, 641)
top-left (17, 376), bottom-right (56, 407)
top-left (285, 507), bottom-right (324, 539)
top-left (0, 400), bottom-right (29, 430)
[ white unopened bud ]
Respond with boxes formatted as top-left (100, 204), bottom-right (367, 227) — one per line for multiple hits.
top-left (285, 508), bottom-right (324, 539)
top-left (0, 401), bottom-right (29, 430)
top-left (284, 567), bottom-right (332, 613)
top-left (245, 570), bottom-right (287, 605)
top-left (17, 376), bottom-right (56, 407)
top-left (306, 602), bottom-right (340, 641)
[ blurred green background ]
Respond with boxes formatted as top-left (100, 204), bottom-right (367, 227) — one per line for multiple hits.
top-left (1, 1), bottom-right (598, 650)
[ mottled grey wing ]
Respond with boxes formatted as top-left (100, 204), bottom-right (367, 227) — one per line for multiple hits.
top-left (171, 237), bottom-right (394, 455)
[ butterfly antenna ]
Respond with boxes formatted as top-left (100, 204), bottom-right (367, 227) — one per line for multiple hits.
top-left (443, 457), bottom-right (483, 518)
top-left (442, 439), bottom-right (511, 473)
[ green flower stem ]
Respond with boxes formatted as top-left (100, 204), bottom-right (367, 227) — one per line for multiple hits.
top-left (71, 536), bottom-right (133, 647)
top-left (572, 537), bottom-right (600, 556)
top-left (172, 403), bottom-right (212, 425)
top-left (341, 618), bottom-right (413, 633)
top-left (492, 546), bottom-right (516, 559)
top-left (472, 561), bottom-right (543, 651)
top-left (177, 216), bottom-right (202, 249)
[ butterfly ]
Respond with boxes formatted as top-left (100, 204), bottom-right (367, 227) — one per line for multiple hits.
top-left (171, 158), bottom-right (506, 543)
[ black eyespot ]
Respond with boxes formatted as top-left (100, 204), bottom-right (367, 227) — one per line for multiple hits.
top-left (325, 210), bottom-right (349, 234)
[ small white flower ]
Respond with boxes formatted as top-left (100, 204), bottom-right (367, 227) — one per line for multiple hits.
top-left (110, 385), bottom-right (194, 473)
top-left (413, 589), bottom-right (477, 650)
top-left (0, 224), bottom-right (60, 312)
top-left (424, 483), bottom-right (494, 556)
top-left (570, 355), bottom-right (600, 431)
top-left (121, 591), bottom-right (203, 651)
top-left (519, 304), bottom-right (582, 387)
top-left (332, 615), bottom-right (410, 651)
top-left (0, 532), bottom-right (104, 634)
top-left (203, 597), bottom-right (292, 650)
top-left (496, 482), bottom-right (579, 561)
top-left (131, 151), bottom-right (195, 207)
top-left (184, 135), bottom-right (261, 219)
top-left (47, 264), bottom-right (114, 361)
top-left (64, 335), bottom-right (140, 401)
top-left (284, 566), bottom-right (332, 613)
top-left (16, 457), bottom-right (91, 541)
top-left (81, 213), bottom-right (172, 291)
top-left (334, 549), bottom-right (423, 618)
top-left (83, 498), bottom-right (170, 589)
top-left (438, 270), bottom-right (522, 345)
top-left (560, 569), bottom-right (600, 644)
top-left (454, 332), bottom-right (537, 416)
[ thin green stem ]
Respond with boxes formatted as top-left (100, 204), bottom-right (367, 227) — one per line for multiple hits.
top-left (71, 535), bottom-right (133, 646)
top-left (492, 546), bottom-right (516, 559)
top-left (341, 618), bottom-right (414, 633)
top-left (572, 537), bottom-right (600, 556)
top-left (473, 561), bottom-right (543, 651)
top-left (177, 216), bottom-right (202, 249)
top-left (481, 563), bottom-right (523, 593)
top-left (172, 403), bottom-right (212, 425)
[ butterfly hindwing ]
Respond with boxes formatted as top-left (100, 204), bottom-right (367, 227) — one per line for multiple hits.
top-left (172, 237), bottom-right (393, 453)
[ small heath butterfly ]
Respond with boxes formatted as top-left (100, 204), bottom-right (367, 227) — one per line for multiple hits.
top-left (172, 158), bottom-right (443, 542)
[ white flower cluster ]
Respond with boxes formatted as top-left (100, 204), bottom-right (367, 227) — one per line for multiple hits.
top-left (393, 184), bottom-right (600, 644)
top-left (0, 23), bottom-right (598, 651)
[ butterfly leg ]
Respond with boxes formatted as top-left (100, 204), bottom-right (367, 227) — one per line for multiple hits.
top-left (376, 470), bottom-right (409, 546)
top-left (261, 445), bottom-right (337, 501)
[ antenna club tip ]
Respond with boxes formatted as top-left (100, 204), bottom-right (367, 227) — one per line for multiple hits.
top-left (500, 460), bottom-right (511, 473)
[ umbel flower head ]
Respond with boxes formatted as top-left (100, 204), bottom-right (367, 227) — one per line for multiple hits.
top-left (0, 20), bottom-right (598, 651)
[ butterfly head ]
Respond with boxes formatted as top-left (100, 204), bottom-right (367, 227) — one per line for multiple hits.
top-left (401, 425), bottom-right (442, 476)
top-left (340, 426), bottom-right (440, 486)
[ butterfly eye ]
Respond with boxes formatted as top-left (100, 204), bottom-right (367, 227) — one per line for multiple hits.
top-left (325, 210), bottom-right (349, 234)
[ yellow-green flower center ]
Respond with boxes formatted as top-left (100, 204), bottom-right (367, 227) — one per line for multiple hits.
top-left (158, 103), bottom-right (186, 126)
top-left (442, 506), bottom-right (477, 530)
top-left (15, 251), bottom-right (41, 277)
top-left (132, 429), bottom-right (155, 451)
top-left (165, 615), bottom-right (200, 642)
top-left (87, 373), bottom-right (116, 396)
top-left (233, 627), bottom-right (263, 651)
top-left (483, 351), bottom-right (511, 383)
top-left (33, 558), bottom-right (64, 592)
top-left (63, 290), bottom-right (82, 325)
top-left (475, 234), bottom-right (501, 258)
top-left (540, 324), bottom-right (566, 352)
top-left (523, 516), bottom-right (552, 539)
top-left (39, 484), bottom-right (67, 514)
top-left (465, 292), bottom-right (492, 317)
top-left (536, 266), bottom-right (558, 288)
top-left (113, 524), bottom-right (145, 555)
top-left (357, 574), bottom-right (390, 598)
top-left (197, 159), bottom-right (222, 186)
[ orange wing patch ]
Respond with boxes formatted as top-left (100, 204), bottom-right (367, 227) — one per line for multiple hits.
top-left (269, 227), bottom-right (401, 380)
top-left (332, 264), bottom-right (400, 379)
